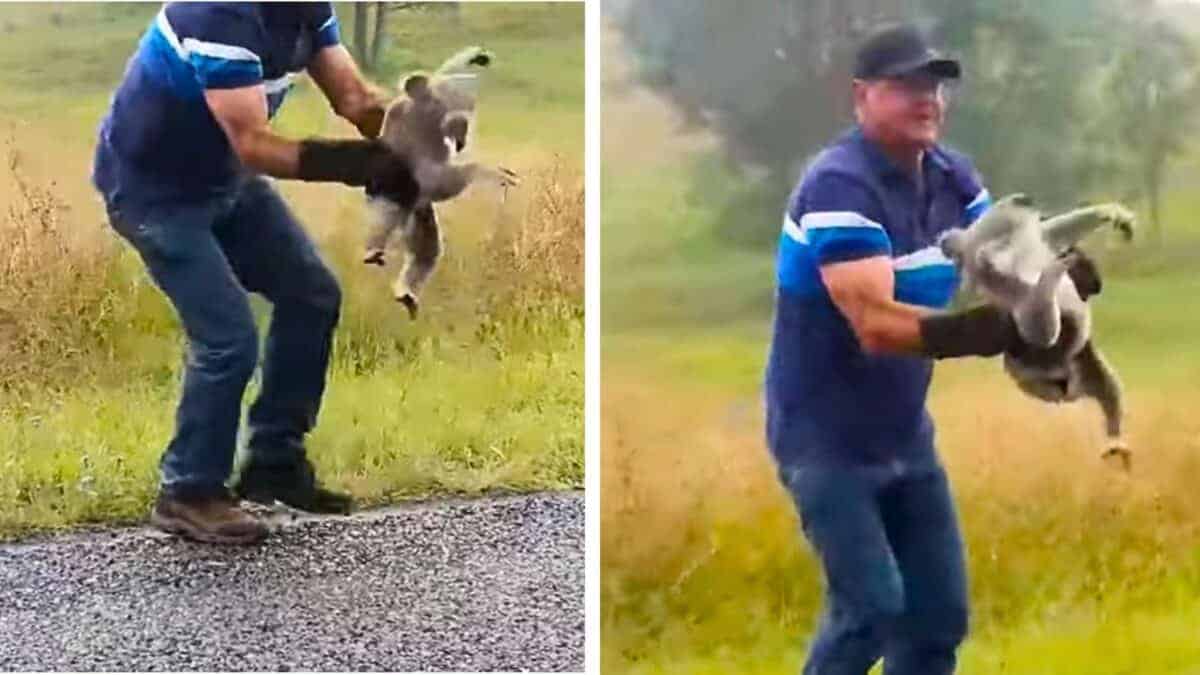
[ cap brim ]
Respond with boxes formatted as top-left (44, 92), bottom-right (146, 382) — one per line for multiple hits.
top-left (880, 56), bottom-right (961, 80)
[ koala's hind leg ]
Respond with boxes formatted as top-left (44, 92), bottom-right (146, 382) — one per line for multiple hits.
top-left (1041, 203), bottom-right (1136, 252)
top-left (1074, 340), bottom-right (1130, 469)
top-left (392, 204), bottom-right (443, 319)
top-left (364, 197), bottom-right (410, 266)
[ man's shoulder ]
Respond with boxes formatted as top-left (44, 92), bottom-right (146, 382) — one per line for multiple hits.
top-left (164, 2), bottom-right (264, 43)
top-left (165, 2), bottom-right (261, 22)
top-left (793, 137), bottom-right (873, 198)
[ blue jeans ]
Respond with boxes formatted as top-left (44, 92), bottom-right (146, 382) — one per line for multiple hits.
top-left (105, 177), bottom-right (342, 499)
top-left (778, 458), bottom-right (969, 675)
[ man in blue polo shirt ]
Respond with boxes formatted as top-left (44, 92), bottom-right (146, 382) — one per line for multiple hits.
top-left (92, 2), bottom-right (420, 544)
top-left (764, 24), bottom-right (1095, 674)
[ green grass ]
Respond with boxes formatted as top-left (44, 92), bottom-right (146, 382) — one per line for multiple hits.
top-left (601, 92), bottom-right (1200, 672)
top-left (614, 599), bottom-right (1200, 674)
top-left (0, 3), bottom-right (583, 157)
top-left (0, 2), bottom-right (583, 539)
top-left (0, 321), bottom-right (582, 537)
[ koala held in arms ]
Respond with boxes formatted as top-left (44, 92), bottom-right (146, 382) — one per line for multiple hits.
top-left (364, 46), bottom-right (519, 319)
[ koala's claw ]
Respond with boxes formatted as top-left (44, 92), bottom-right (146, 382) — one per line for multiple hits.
top-left (497, 166), bottom-right (521, 188)
top-left (1101, 204), bottom-right (1137, 241)
top-left (1101, 441), bottom-right (1132, 472)
top-left (468, 48), bottom-right (493, 67)
top-left (363, 249), bottom-right (386, 266)
top-left (397, 293), bottom-right (420, 320)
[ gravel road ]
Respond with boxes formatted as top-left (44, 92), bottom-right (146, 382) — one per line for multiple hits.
top-left (0, 491), bottom-right (583, 672)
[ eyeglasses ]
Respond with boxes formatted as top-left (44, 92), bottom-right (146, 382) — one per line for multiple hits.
top-left (889, 74), bottom-right (957, 101)
top-left (857, 74), bottom-right (956, 100)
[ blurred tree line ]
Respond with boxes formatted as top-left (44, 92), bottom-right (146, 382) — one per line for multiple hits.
top-left (606, 0), bottom-right (1200, 248)
top-left (344, 2), bottom-right (462, 72)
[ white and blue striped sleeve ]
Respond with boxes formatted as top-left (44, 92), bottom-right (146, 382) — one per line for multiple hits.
top-left (165, 3), bottom-right (265, 90)
top-left (790, 173), bottom-right (892, 266)
top-left (962, 168), bottom-right (992, 225)
top-left (313, 4), bottom-right (341, 51)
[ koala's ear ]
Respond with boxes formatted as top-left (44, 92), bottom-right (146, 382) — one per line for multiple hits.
top-left (403, 74), bottom-right (431, 98)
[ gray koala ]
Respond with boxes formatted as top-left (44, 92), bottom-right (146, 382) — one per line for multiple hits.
top-left (364, 46), bottom-right (519, 319)
top-left (939, 194), bottom-right (1136, 468)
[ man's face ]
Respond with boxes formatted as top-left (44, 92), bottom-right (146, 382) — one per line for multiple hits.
top-left (854, 72), bottom-right (948, 148)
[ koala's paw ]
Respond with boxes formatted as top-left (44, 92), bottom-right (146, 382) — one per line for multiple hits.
top-left (396, 293), bottom-right (420, 320)
top-left (1100, 204), bottom-right (1137, 241)
top-left (363, 249), bottom-right (386, 266)
top-left (1101, 440), bottom-right (1132, 472)
top-left (497, 166), bottom-right (520, 188)
top-left (468, 48), bottom-right (493, 67)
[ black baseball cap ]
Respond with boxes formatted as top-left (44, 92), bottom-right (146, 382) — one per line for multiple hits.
top-left (853, 24), bottom-right (961, 80)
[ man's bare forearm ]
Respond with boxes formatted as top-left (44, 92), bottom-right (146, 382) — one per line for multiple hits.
top-left (308, 45), bottom-right (391, 139)
top-left (337, 87), bottom-right (389, 139)
top-left (231, 127), bottom-right (302, 178)
top-left (230, 127), bottom-right (393, 188)
top-left (844, 291), bottom-right (1017, 359)
top-left (855, 298), bottom-right (930, 355)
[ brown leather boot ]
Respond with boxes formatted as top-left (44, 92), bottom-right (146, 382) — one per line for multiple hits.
top-left (150, 492), bottom-right (269, 545)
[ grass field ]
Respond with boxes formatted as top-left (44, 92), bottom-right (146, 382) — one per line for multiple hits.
top-left (0, 3), bottom-right (583, 538)
top-left (600, 23), bottom-right (1200, 675)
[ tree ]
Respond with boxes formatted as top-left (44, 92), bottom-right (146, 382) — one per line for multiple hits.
top-left (371, 2), bottom-right (388, 70)
top-left (610, 0), bottom-right (1149, 248)
top-left (353, 2), bottom-right (369, 66)
top-left (352, 2), bottom-right (452, 73)
top-left (1098, 16), bottom-right (1200, 245)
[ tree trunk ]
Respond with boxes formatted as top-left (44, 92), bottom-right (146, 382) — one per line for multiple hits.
top-left (353, 2), bottom-right (369, 66)
top-left (1146, 165), bottom-right (1163, 247)
top-left (370, 2), bottom-right (388, 71)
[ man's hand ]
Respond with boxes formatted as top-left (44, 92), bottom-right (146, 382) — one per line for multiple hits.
top-left (918, 304), bottom-right (1020, 359)
top-left (296, 138), bottom-right (416, 191)
top-left (924, 248), bottom-right (1103, 361)
top-left (308, 45), bottom-right (391, 139)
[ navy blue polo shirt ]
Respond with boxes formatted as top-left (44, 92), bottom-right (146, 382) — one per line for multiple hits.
top-left (91, 2), bottom-right (341, 214)
top-left (765, 126), bottom-right (991, 467)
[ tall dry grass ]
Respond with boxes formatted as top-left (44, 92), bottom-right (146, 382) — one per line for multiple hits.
top-left (0, 139), bottom-right (584, 394)
top-left (480, 155), bottom-right (585, 309)
top-left (0, 143), bottom-right (584, 538)
top-left (0, 141), bottom-right (145, 393)
top-left (601, 357), bottom-right (1200, 667)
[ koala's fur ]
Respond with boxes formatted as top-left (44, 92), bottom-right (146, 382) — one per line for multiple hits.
top-left (363, 46), bottom-right (518, 318)
top-left (939, 194), bottom-right (1136, 467)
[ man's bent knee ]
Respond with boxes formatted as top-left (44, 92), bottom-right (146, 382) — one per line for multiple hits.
top-left (296, 263), bottom-right (342, 320)
top-left (894, 601), bottom-right (969, 653)
top-left (825, 584), bottom-right (906, 644)
top-left (189, 330), bottom-right (259, 381)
